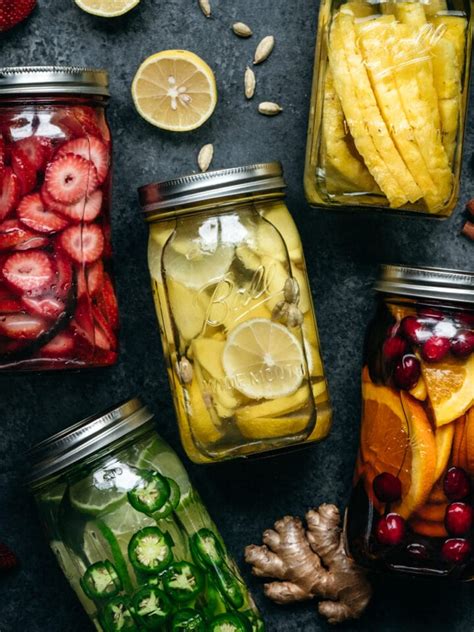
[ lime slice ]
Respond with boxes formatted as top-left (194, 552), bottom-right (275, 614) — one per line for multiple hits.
top-left (223, 318), bottom-right (305, 399)
top-left (69, 465), bottom-right (139, 516)
top-left (132, 50), bottom-right (218, 132)
top-left (136, 437), bottom-right (192, 497)
top-left (75, 0), bottom-right (140, 17)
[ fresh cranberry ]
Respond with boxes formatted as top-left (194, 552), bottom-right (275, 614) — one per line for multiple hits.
top-left (451, 331), bottom-right (474, 358)
top-left (393, 355), bottom-right (421, 390)
top-left (421, 336), bottom-right (451, 362)
top-left (376, 513), bottom-right (406, 546)
top-left (444, 467), bottom-right (471, 501)
top-left (441, 538), bottom-right (471, 564)
top-left (373, 473), bottom-right (402, 503)
top-left (406, 543), bottom-right (428, 559)
top-left (445, 502), bottom-right (473, 536)
top-left (400, 316), bottom-right (430, 345)
top-left (417, 307), bottom-right (445, 322)
top-left (454, 311), bottom-right (474, 328)
top-left (383, 336), bottom-right (409, 361)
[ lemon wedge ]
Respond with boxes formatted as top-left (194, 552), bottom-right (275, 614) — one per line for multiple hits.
top-left (75, 0), bottom-right (140, 17)
top-left (223, 318), bottom-right (305, 400)
top-left (132, 50), bottom-right (218, 132)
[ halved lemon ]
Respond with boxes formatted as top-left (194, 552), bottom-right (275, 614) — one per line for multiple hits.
top-left (132, 50), bottom-right (217, 131)
top-left (75, 0), bottom-right (140, 17)
top-left (223, 318), bottom-right (305, 400)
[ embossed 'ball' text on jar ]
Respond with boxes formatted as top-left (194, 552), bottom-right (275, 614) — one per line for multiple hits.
top-left (138, 163), bottom-right (332, 463)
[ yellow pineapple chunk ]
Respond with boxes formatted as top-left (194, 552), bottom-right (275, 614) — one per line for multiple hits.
top-left (431, 15), bottom-right (467, 69)
top-left (394, 2), bottom-right (427, 27)
top-left (328, 9), bottom-right (421, 207)
top-left (423, 0), bottom-right (447, 18)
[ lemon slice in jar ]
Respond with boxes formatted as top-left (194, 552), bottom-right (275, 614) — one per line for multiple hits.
top-left (222, 318), bottom-right (305, 400)
top-left (132, 50), bottom-right (218, 131)
top-left (75, 0), bottom-right (140, 17)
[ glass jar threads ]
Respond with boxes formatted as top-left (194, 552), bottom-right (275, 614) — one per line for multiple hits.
top-left (27, 398), bottom-right (264, 631)
top-left (347, 265), bottom-right (474, 578)
top-left (0, 66), bottom-right (119, 370)
top-left (139, 163), bottom-right (332, 464)
top-left (304, 0), bottom-right (472, 217)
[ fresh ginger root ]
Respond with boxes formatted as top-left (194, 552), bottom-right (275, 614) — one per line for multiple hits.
top-left (245, 504), bottom-right (372, 624)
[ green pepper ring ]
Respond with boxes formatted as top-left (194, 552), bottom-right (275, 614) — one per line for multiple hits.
top-left (80, 560), bottom-right (122, 601)
top-left (128, 526), bottom-right (173, 574)
top-left (132, 585), bottom-right (172, 630)
top-left (100, 596), bottom-right (137, 632)
top-left (171, 608), bottom-right (206, 631)
top-left (190, 528), bottom-right (225, 569)
top-left (151, 477), bottom-right (181, 520)
top-left (162, 561), bottom-right (204, 603)
top-left (208, 612), bottom-right (251, 632)
top-left (128, 470), bottom-right (171, 515)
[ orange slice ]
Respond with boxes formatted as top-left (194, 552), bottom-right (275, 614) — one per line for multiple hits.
top-left (464, 407), bottom-right (474, 473)
top-left (434, 422), bottom-right (455, 481)
top-left (426, 480), bottom-right (448, 505)
top-left (420, 354), bottom-right (474, 426)
top-left (416, 502), bottom-right (448, 522)
top-left (410, 518), bottom-right (448, 538)
top-left (452, 415), bottom-right (467, 469)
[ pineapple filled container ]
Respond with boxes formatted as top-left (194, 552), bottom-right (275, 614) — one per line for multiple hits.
top-left (304, 0), bottom-right (472, 217)
top-left (139, 163), bottom-right (332, 464)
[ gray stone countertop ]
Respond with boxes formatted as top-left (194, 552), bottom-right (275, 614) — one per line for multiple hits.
top-left (1, 0), bottom-right (474, 630)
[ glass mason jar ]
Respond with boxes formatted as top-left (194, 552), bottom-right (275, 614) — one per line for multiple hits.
top-left (27, 398), bottom-right (264, 632)
top-left (346, 265), bottom-right (474, 579)
top-left (138, 163), bottom-right (332, 464)
top-left (0, 67), bottom-right (119, 370)
top-left (304, 0), bottom-right (472, 217)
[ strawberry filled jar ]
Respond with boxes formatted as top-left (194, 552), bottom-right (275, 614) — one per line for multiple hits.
top-left (0, 67), bottom-right (119, 370)
top-left (347, 265), bottom-right (474, 579)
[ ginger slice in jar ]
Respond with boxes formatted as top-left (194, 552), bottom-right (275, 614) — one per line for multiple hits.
top-left (256, 202), bottom-right (304, 264)
top-left (357, 19), bottom-right (441, 211)
top-left (328, 9), bottom-right (421, 207)
top-left (389, 24), bottom-right (453, 210)
top-left (321, 69), bottom-right (378, 194)
top-left (184, 376), bottom-right (224, 445)
top-left (166, 278), bottom-right (208, 342)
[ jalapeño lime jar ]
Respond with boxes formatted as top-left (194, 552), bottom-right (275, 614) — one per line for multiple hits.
top-left (304, 0), bottom-right (472, 217)
top-left (346, 265), bottom-right (474, 579)
top-left (138, 163), bottom-right (332, 464)
top-left (27, 398), bottom-right (264, 632)
top-left (0, 67), bottom-right (119, 370)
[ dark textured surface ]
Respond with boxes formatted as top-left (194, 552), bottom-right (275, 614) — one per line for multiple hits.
top-left (1, 0), bottom-right (474, 630)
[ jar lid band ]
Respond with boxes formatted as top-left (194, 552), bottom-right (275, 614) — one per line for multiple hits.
top-left (25, 398), bottom-right (154, 486)
top-left (138, 162), bottom-right (286, 216)
top-left (0, 66), bottom-right (109, 97)
top-left (375, 264), bottom-right (474, 304)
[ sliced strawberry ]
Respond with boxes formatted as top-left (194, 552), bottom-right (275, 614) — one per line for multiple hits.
top-left (17, 192), bottom-right (69, 234)
top-left (57, 137), bottom-right (109, 185)
top-left (54, 250), bottom-right (73, 301)
top-left (93, 350), bottom-right (118, 366)
top-left (0, 136), bottom-right (6, 176)
top-left (0, 168), bottom-right (20, 221)
top-left (0, 313), bottom-right (47, 340)
top-left (58, 224), bottom-right (104, 264)
top-left (0, 219), bottom-right (47, 251)
top-left (55, 190), bottom-right (103, 223)
top-left (15, 136), bottom-right (52, 172)
top-left (39, 330), bottom-right (75, 357)
top-left (93, 305), bottom-right (117, 351)
top-left (21, 295), bottom-right (66, 320)
top-left (2, 250), bottom-right (54, 295)
top-left (87, 260), bottom-right (104, 296)
top-left (71, 296), bottom-right (95, 345)
top-left (11, 148), bottom-right (36, 195)
top-left (97, 273), bottom-right (119, 330)
top-left (44, 153), bottom-right (98, 204)
top-left (51, 107), bottom-right (104, 140)
top-left (0, 298), bottom-right (22, 313)
top-left (0, 0), bottom-right (36, 32)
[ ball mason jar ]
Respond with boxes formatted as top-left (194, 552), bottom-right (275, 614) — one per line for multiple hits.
top-left (0, 67), bottom-right (119, 371)
top-left (27, 398), bottom-right (264, 631)
top-left (304, 0), bottom-right (472, 217)
top-left (138, 163), bottom-right (332, 464)
top-left (346, 265), bottom-right (474, 579)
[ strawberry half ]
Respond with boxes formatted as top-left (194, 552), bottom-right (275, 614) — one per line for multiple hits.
top-left (71, 296), bottom-right (95, 346)
top-left (0, 168), bottom-right (20, 221)
top-left (17, 193), bottom-right (69, 234)
top-left (14, 136), bottom-right (53, 172)
top-left (0, 542), bottom-right (18, 572)
top-left (22, 295), bottom-right (66, 321)
top-left (54, 249), bottom-right (73, 300)
top-left (0, 136), bottom-right (6, 177)
top-left (58, 224), bottom-right (104, 264)
top-left (58, 137), bottom-right (109, 185)
top-left (0, 297), bottom-right (22, 313)
top-left (0, 219), bottom-right (47, 251)
top-left (97, 273), bottom-right (119, 330)
top-left (11, 147), bottom-right (36, 195)
top-left (44, 153), bottom-right (98, 204)
top-left (40, 329), bottom-right (75, 357)
top-left (0, 0), bottom-right (36, 32)
top-left (2, 250), bottom-right (54, 295)
top-left (0, 313), bottom-right (47, 340)
top-left (55, 190), bottom-right (103, 223)
top-left (93, 305), bottom-right (117, 351)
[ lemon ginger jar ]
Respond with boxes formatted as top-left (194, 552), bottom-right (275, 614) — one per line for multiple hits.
top-left (138, 163), bottom-right (332, 463)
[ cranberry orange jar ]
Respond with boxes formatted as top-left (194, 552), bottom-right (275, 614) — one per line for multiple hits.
top-left (304, 0), bottom-right (472, 217)
top-left (0, 67), bottom-right (119, 370)
top-left (139, 164), bottom-right (332, 464)
top-left (347, 265), bottom-right (474, 578)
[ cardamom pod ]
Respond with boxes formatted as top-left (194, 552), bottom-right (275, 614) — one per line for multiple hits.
top-left (244, 66), bottom-right (256, 100)
top-left (258, 102), bottom-right (283, 116)
top-left (254, 35), bottom-right (275, 65)
top-left (198, 143), bottom-right (214, 172)
top-left (199, 0), bottom-right (211, 17)
top-left (286, 305), bottom-right (304, 328)
top-left (272, 300), bottom-right (289, 322)
top-left (176, 358), bottom-right (193, 384)
top-left (284, 277), bottom-right (300, 304)
top-left (232, 22), bottom-right (253, 37)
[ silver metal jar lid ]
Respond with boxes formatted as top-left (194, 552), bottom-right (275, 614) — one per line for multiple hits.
top-left (0, 66), bottom-right (109, 97)
top-left (26, 398), bottom-right (154, 486)
top-left (138, 162), bottom-right (286, 215)
top-left (375, 264), bottom-right (474, 304)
